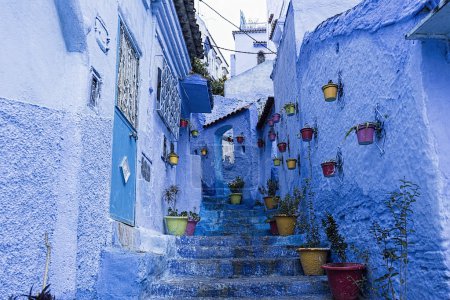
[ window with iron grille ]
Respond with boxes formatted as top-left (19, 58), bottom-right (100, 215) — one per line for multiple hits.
top-left (156, 59), bottom-right (181, 139)
top-left (89, 68), bottom-right (101, 108)
top-left (117, 22), bottom-right (139, 128)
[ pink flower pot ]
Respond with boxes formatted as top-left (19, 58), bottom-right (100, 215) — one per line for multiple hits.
top-left (356, 123), bottom-right (376, 145)
top-left (185, 220), bottom-right (198, 236)
top-left (321, 162), bottom-right (336, 177)
top-left (272, 113), bottom-right (281, 123)
top-left (277, 142), bottom-right (287, 152)
top-left (300, 128), bottom-right (314, 142)
top-left (236, 136), bottom-right (245, 144)
top-left (267, 119), bottom-right (274, 127)
top-left (180, 119), bottom-right (189, 128)
top-left (269, 220), bottom-right (279, 235)
top-left (268, 132), bottom-right (277, 141)
top-left (322, 263), bottom-right (366, 300)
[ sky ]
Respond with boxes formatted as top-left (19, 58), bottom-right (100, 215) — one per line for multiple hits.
top-left (194, 0), bottom-right (268, 65)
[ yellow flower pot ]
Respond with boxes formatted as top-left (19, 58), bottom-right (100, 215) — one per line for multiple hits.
top-left (286, 158), bottom-right (297, 170)
top-left (168, 152), bottom-right (179, 166)
top-left (273, 158), bottom-right (281, 166)
top-left (164, 216), bottom-right (188, 236)
top-left (191, 130), bottom-right (199, 138)
top-left (201, 148), bottom-right (208, 156)
top-left (264, 196), bottom-right (278, 210)
top-left (284, 103), bottom-right (296, 116)
top-left (230, 193), bottom-right (242, 205)
top-left (275, 215), bottom-right (297, 236)
top-left (322, 80), bottom-right (338, 102)
top-left (297, 248), bottom-right (329, 275)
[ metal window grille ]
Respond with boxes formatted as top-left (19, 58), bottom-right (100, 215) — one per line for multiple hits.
top-left (117, 22), bottom-right (139, 128)
top-left (156, 59), bottom-right (181, 139)
top-left (89, 68), bottom-right (101, 108)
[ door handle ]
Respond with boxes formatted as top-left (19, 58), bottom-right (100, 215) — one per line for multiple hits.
top-left (129, 131), bottom-right (138, 140)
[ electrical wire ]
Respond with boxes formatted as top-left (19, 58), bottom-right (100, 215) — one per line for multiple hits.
top-left (204, 43), bottom-right (273, 55)
top-left (198, 0), bottom-right (277, 55)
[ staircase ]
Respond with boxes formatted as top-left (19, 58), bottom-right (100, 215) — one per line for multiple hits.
top-left (143, 196), bottom-right (330, 299)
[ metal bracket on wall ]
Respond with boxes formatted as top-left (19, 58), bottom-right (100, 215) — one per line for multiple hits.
top-left (337, 71), bottom-right (345, 109)
top-left (313, 117), bottom-right (319, 150)
top-left (375, 103), bottom-right (387, 156)
top-left (335, 147), bottom-right (344, 183)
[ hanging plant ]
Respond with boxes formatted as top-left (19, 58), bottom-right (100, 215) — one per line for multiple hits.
top-left (268, 130), bottom-right (277, 142)
top-left (284, 103), bottom-right (296, 116)
top-left (277, 142), bottom-right (287, 153)
top-left (168, 152), bottom-right (179, 166)
top-left (321, 160), bottom-right (336, 177)
top-left (300, 125), bottom-right (314, 142)
top-left (273, 157), bottom-right (282, 167)
top-left (191, 129), bottom-right (199, 138)
top-left (236, 134), bottom-right (245, 144)
top-left (345, 122), bottom-right (379, 145)
top-left (286, 158), bottom-right (297, 170)
top-left (272, 113), bottom-right (281, 123)
top-left (257, 138), bottom-right (265, 148)
top-left (322, 80), bottom-right (339, 102)
top-left (180, 119), bottom-right (189, 128)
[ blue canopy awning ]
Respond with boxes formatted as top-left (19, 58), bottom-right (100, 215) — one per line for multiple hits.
top-left (181, 74), bottom-right (214, 113)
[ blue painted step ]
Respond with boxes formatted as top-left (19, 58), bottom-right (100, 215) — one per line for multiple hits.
top-left (147, 296), bottom-right (331, 300)
top-left (176, 244), bottom-right (298, 259)
top-left (176, 235), bottom-right (304, 247)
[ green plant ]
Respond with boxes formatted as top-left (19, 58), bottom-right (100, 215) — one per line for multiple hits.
top-left (322, 213), bottom-right (348, 262)
top-left (277, 188), bottom-right (301, 216)
top-left (370, 180), bottom-right (419, 300)
top-left (258, 186), bottom-right (267, 195)
top-left (299, 179), bottom-right (321, 248)
top-left (188, 207), bottom-right (201, 222)
top-left (228, 177), bottom-right (245, 193)
top-left (9, 285), bottom-right (55, 300)
top-left (191, 57), bottom-right (226, 96)
top-left (267, 179), bottom-right (279, 197)
top-left (163, 185), bottom-right (180, 215)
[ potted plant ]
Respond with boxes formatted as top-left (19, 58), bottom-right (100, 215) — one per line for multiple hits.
top-left (163, 185), bottom-right (188, 236)
top-left (345, 122), bottom-right (379, 145)
top-left (257, 138), bottom-right (265, 148)
top-left (284, 102), bottom-right (296, 116)
top-left (321, 160), bottom-right (336, 177)
top-left (267, 118), bottom-right (275, 127)
top-left (168, 152), bottom-right (179, 166)
top-left (259, 179), bottom-right (279, 210)
top-left (200, 147), bottom-right (208, 156)
top-left (273, 157), bottom-right (282, 167)
top-left (300, 124), bottom-right (314, 142)
top-left (322, 80), bottom-right (339, 102)
top-left (268, 130), bottom-right (277, 141)
top-left (191, 129), bottom-right (199, 138)
top-left (272, 113), bottom-right (281, 123)
top-left (321, 213), bottom-right (365, 300)
top-left (286, 158), bottom-right (297, 170)
top-left (236, 134), bottom-right (245, 144)
top-left (228, 176), bottom-right (244, 204)
top-left (275, 189), bottom-right (301, 236)
top-left (297, 180), bottom-right (329, 275)
top-left (180, 119), bottom-right (189, 128)
top-left (185, 207), bottom-right (201, 236)
top-left (277, 142), bottom-right (287, 152)
top-left (266, 216), bottom-right (279, 235)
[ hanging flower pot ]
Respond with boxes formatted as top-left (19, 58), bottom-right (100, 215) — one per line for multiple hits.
top-left (257, 139), bottom-right (265, 148)
top-left (272, 113), bottom-right (281, 123)
top-left (273, 157), bottom-right (282, 167)
top-left (268, 131), bottom-right (277, 142)
top-left (236, 135), bottom-right (245, 144)
top-left (300, 127), bottom-right (314, 142)
top-left (179, 119), bottom-right (189, 128)
top-left (168, 152), bottom-right (179, 166)
top-left (356, 122), bottom-right (377, 145)
top-left (322, 80), bottom-right (339, 102)
top-left (191, 130), bottom-right (199, 138)
top-left (277, 142), bottom-right (287, 152)
top-left (284, 103), bottom-right (296, 116)
top-left (321, 160), bottom-right (336, 177)
top-left (201, 148), bottom-right (208, 156)
top-left (267, 118), bottom-right (274, 127)
top-left (286, 158), bottom-right (297, 170)
top-left (322, 263), bottom-right (366, 300)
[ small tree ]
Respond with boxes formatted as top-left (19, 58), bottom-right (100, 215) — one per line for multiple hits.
top-left (277, 188), bottom-right (301, 216)
top-left (322, 212), bottom-right (348, 262)
top-left (267, 179), bottom-right (279, 197)
top-left (228, 177), bottom-right (245, 194)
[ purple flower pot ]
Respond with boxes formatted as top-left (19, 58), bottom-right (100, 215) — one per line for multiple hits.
top-left (356, 123), bottom-right (376, 145)
top-left (268, 132), bottom-right (277, 141)
top-left (272, 113), bottom-right (281, 123)
top-left (185, 220), bottom-right (198, 236)
top-left (267, 119), bottom-right (274, 127)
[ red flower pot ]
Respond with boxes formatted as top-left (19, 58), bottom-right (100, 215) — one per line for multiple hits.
top-left (272, 113), bottom-right (281, 123)
top-left (267, 119), bottom-right (274, 127)
top-left (300, 127), bottom-right (314, 142)
top-left (185, 220), bottom-right (198, 236)
top-left (268, 132), bottom-right (276, 141)
top-left (257, 139), bottom-right (264, 148)
top-left (322, 263), bottom-right (366, 300)
top-left (269, 220), bottom-right (279, 235)
top-left (277, 142), bottom-right (287, 152)
top-left (180, 119), bottom-right (189, 128)
top-left (236, 136), bottom-right (245, 144)
top-left (356, 123), bottom-right (376, 145)
top-left (321, 161), bottom-right (336, 177)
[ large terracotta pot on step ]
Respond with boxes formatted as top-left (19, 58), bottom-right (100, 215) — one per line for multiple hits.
top-left (263, 196), bottom-right (278, 210)
top-left (322, 263), bottom-right (366, 300)
top-left (297, 248), bottom-right (329, 275)
top-left (274, 215), bottom-right (297, 236)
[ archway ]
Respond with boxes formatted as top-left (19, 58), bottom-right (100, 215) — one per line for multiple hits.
top-left (213, 125), bottom-right (234, 197)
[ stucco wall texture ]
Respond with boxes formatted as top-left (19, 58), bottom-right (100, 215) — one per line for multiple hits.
top-left (267, 0), bottom-right (450, 298)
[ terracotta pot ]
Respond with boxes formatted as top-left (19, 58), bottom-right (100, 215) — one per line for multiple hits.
top-left (230, 193), bottom-right (242, 205)
top-left (201, 148), bottom-right (208, 156)
top-left (277, 142), bottom-right (287, 152)
top-left (269, 219), bottom-right (279, 235)
top-left (322, 80), bottom-right (339, 102)
top-left (191, 130), bottom-right (199, 138)
top-left (264, 196), bottom-right (278, 210)
top-left (273, 158), bottom-right (281, 167)
top-left (267, 119), bottom-right (274, 127)
top-left (297, 248), bottom-right (329, 275)
top-left (286, 158), bottom-right (297, 170)
top-left (356, 123), bottom-right (377, 145)
top-left (168, 153), bottom-right (179, 166)
top-left (268, 131), bottom-right (277, 141)
top-left (185, 220), bottom-right (198, 236)
top-left (322, 263), bottom-right (366, 300)
top-left (284, 103), bottom-right (296, 116)
top-left (164, 216), bottom-right (188, 236)
top-left (321, 161), bottom-right (336, 177)
top-left (275, 215), bottom-right (297, 236)
top-left (236, 136), bottom-right (245, 144)
top-left (300, 127), bottom-right (314, 142)
top-left (272, 113), bottom-right (281, 123)
top-left (180, 119), bottom-right (189, 127)
top-left (257, 139), bottom-right (264, 148)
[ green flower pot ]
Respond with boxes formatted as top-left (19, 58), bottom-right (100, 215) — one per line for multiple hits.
top-left (230, 193), bottom-right (242, 205)
top-left (284, 103), bottom-right (296, 116)
top-left (164, 216), bottom-right (188, 236)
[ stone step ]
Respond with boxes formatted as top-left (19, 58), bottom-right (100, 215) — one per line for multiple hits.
top-left (176, 235), bottom-right (303, 247)
top-left (176, 244), bottom-right (299, 259)
top-left (167, 257), bottom-right (303, 277)
top-left (199, 230), bottom-right (271, 236)
top-left (196, 223), bottom-right (270, 233)
top-left (201, 209), bottom-right (270, 219)
top-left (145, 276), bottom-right (329, 298)
top-left (202, 203), bottom-right (262, 211)
top-left (197, 215), bottom-right (269, 225)
top-left (147, 296), bottom-right (331, 300)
